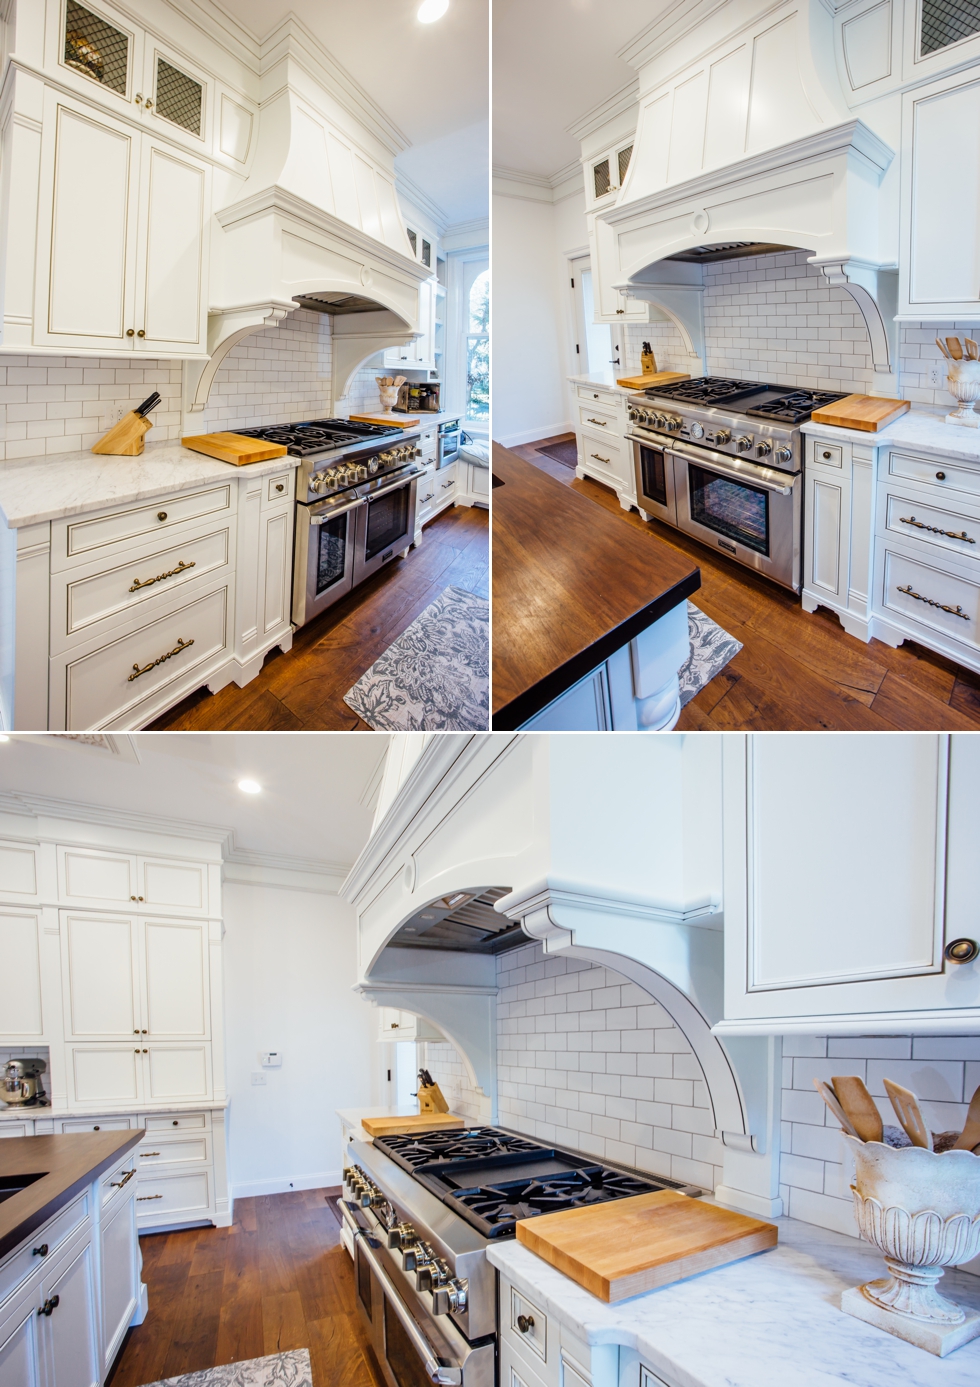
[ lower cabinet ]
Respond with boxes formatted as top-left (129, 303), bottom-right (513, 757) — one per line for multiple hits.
top-left (0, 1220), bottom-right (103, 1387)
top-left (99, 1194), bottom-right (141, 1374)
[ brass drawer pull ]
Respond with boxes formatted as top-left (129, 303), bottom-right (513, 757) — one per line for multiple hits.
top-left (896, 583), bottom-right (969, 618)
top-left (586, 417), bottom-right (608, 426)
top-left (130, 559), bottom-right (196, 591)
top-left (137, 1194), bottom-right (164, 1201)
top-left (128, 636), bottom-right (194, 682)
top-left (110, 1168), bottom-right (136, 1188)
top-left (899, 515), bottom-right (976, 544)
top-left (139, 1152), bottom-right (160, 1157)
top-left (38, 1295), bottom-right (59, 1317)
top-left (591, 453), bottom-right (611, 464)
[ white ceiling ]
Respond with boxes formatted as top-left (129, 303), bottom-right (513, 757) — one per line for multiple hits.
top-left (492, 0), bottom-right (670, 180)
top-left (0, 734), bottom-right (387, 868)
top-left (217, 0), bottom-right (489, 226)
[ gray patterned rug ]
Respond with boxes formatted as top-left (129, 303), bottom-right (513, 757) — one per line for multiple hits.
top-left (344, 585), bottom-right (489, 730)
top-left (139, 1349), bottom-right (311, 1387)
top-left (536, 438), bottom-right (578, 468)
top-left (679, 602), bottom-right (742, 707)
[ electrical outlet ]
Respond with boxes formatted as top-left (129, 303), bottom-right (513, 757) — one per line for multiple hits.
top-left (929, 363), bottom-right (944, 386)
top-left (251, 1071), bottom-right (266, 1086)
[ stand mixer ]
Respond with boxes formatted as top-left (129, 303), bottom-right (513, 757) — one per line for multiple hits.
top-left (1, 1058), bottom-right (48, 1106)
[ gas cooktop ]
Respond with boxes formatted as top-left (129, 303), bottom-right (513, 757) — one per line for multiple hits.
top-left (644, 376), bottom-right (847, 424)
top-left (372, 1126), bottom-right (701, 1238)
top-left (234, 417), bottom-right (400, 457)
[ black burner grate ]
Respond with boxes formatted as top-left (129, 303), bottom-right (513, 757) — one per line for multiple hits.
top-left (233, 417), bottom-right (401, 456)
top-left (648, 377), bottom-right (771, 406)
top-left (448, 1166), bottom-right (656, 1236)
top-left (745, 390), bottom-right (848, 425)
top-left (375, 1128), bottom-right (541, 1173)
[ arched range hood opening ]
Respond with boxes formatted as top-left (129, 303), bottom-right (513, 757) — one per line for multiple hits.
top-left (666, 242), bottom-right (795, 264)
top-left (387, 887), bottom-right (528, 954)
top-left (293, 291), bottom-right (394, 315)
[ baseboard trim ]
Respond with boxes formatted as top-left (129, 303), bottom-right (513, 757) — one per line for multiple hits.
top-left (496, 423), bottom-right (575, 448)
top-left (230, 1170), bottom-right (343, 1199)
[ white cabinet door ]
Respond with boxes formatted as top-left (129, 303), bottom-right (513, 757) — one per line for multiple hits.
top-left (260, 508), bottom-right (291, 638)
top-left (33, 91), bottom-right (139, 353)
top-left (0, 840), bottom-right (38, 897)
top-left (99, 1194), bottom-right (139, 1372)
top-left (62, 913), bottom-right (139, 1039)
top-left (67, 1046), bottom-right (144, 1107)
top-left (0, 1283), bottom-right (41, 1387)
top-left (0, 911), bottom-right (43, 1039)
top-left (58, 848), bottom-right (137, 906)
top-left (143, 1045), bottom-right (212, 1103)
top-left (133, 137), bottom-right (210, 355)
top-left (39, 1236), bottom-right (100, 1387)
top-left (137, 858), bottom-right (208, 914)
top-left (901, 73), bottom-right (980, 316)
top-left (140, 919), bottom-right (210, 1038)
top-left (804, 466), bottom-right (849, 605)
top-left (720, 734), bottom-right (980, 1029)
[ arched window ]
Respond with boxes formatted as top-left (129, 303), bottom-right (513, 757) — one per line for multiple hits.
top-left (466, 267), bottom-right (489, 420)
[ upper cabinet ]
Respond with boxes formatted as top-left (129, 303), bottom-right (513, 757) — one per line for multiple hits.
top-left (57, 847), bottom-right (211, 915)
top-left (719, 733), bottom-right (980, 1032)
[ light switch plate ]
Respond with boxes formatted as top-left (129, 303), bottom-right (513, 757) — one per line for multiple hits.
top-left (251, 1071), bottom-right (266, 1085)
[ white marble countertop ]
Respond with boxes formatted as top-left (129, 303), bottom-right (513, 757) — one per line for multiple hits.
top-left (0, 1098), bottom-right (229, 1118)
top-left (0, 439), bottom-right (298, 530)
top-left (488, 1213), bottom-right (980, 1386)
top-left (567, 372), bottom-right (633, 393)
top-left (336, 1105), bottom-right (420, 1129)
top-left (802, 408), bottom-right (980, 464)
top-left (352, 410), bottom-right (461, 428)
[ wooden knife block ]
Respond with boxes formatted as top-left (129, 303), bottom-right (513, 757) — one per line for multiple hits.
top-left (418, 1081), bottom-right (449, 1114)
top-left (92, 411), bottom-right (153, 456)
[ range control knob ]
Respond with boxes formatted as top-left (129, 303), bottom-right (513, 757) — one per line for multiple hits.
top-left (708, 428), bottom-right (731, 446)
top-left (432, 1277), bottom-right (469, 1316)
top-left (388, 1222), bottom-right (416, 1250)
top-left (775, 444), bottom-right (793, 464)
top-left (734, 435), bottom-right (753, 453)
top-left (628, 407), bottom-right (641, 424)
top-left (403, 1240), bottom-right (433, 1273)
top-left (756, 440), bottom-right (772, 457)
top-left (664, 414), bottom-right (681, 432)
top-left (354, 465), bottom-right (368, 481)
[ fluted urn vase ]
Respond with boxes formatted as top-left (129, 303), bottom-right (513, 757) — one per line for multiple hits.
top-left (841, 1134), bottom-right (980, 1356)
top-left (945, 359), bottom-right (980, 427)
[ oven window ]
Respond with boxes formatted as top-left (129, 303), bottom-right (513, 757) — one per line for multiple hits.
top-left (356, 1241), bottom-right (373, 1319)
top-left (384, 1296), bottom-right (446, 1387)
top-left (365, 486), bottom-right (410, 560)
top-left (688, 462), bottom-right (770, 555)
top-left (316, 512), bottom-right (350, 596)
top-left (639, 444), bottom-right (667, 506)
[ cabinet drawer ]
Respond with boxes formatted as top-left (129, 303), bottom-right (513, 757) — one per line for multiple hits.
top-left (57, 1117), bottom-right (134, 1134)
top-left (435, 461), bottom-right (457, 493)
top-left (577, 402), bottom-right (619, 433)
top-left (810, 440), bottom-right (842, 468)
top-left (144, 1112), bottom-right (208, 1132)
top-left (879, 485), bottom-right (980, 566)
top-left (878, 542), bottom-right (980, 652)
top-left (136, 1133), bottom-right (209, 1167)
top-left (0, 1121), bottom-right (33, 1137)
top-left (100, 1150), bottom-right (138, 1205)
top-left (417, 470), bottom-right (438, 515)
top-left (55, 486), bottom-right (233, 568)
top-left (61, 584), bottom-right (229, 730)
top-left (55, 524), bottom-right (232, 647)
top-left (135, 1169), bottom-right (211, 1221)
top-left (507, 1285), bottom-right (548, 1364)
top-left (0, 1190), bottom-right (88, 1310)
top-left (502, 1341), bottom-right (554, 1387)
top-left (887, 450), bottom-right (980, 500)
top-left (577, 384), bottom-right (620, 410)
top-left (578, 428), bottom-right (629, 480)
top-left (264, 471), bottom-right (294, 506)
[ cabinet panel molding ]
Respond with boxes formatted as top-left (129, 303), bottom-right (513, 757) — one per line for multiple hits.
top-left (69, 1045), bottom-right (143, 1105)
top-left (59, 848), bottom-right (135, 904)
top-left (0, 841), bottom-right (38, 895)
top-left (0, 910), bottom-right (43, 1036)
top-left (141, 918), bottom-right (209, 1037)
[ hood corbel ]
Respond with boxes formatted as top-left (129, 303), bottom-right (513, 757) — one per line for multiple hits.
top-left (812, 257), bottom-right (899, 386)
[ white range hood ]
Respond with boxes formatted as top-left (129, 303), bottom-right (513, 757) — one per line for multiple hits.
top-left (589, 0), bottom-right (899, 387)
top-left (186, 34), bottom-right (429, 417)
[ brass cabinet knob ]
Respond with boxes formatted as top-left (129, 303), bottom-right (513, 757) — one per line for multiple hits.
top-left (157, 512), bottom-right (168, 521)
top-left (126, 328), bottom-right (135, 336)
top-left (517, 1314), bottom-right (534, 1334)
top-left (137, 329), bottom-right (145, 337)
top-left (945, 938), bottom-right (979, 964)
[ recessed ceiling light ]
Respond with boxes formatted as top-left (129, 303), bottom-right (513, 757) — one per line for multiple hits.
top-left (238, 779), bottom-right (261, 794)
top-left (418, 0), bottom-right (449, 22)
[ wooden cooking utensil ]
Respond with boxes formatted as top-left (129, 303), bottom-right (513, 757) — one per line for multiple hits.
top-left (883, 1078), bottom-right (931, 1149)
top-left (967, 339), bottom-right (980, 361)
top-left (952, 1084), bottom-right (980, 1151)
top-left (813, 1079), bottom-right (860, 1137)
top-left (936, 337), bottom-right (950, 359)
top-left (831, 1077), bottom-right (883, 1143)
top-left (946, 336), bottom-right (964, 360)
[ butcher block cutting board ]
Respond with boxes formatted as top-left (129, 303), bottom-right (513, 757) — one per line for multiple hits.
top-left (181, 432), bottom-right (289, 466)
top-left (516, 1190), bottom-right (777, 1302)
top-left (349, 412), bottom-right (432, 429)
top-left (361, 1113), bottom-right (466, 1138)
top-left (615, 371), bottom-right (690, 391)
top-left (809, 394), bottom-right (911, 432)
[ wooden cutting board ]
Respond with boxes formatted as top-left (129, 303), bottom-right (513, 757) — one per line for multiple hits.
top-left (516, 1190), bottom-right (777, 1302)
top-left (181, 432), bottom-right (289, 466)
top-left (615, 371), bottom-right (690, 391)
top-left (349, 412), bottom-right (433, 429)
top-left (360, 1113), bottom-right (466, 1138)
top-left (809, 394), bottom-right (911, 432)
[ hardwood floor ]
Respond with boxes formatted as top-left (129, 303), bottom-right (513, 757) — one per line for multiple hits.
top-left (106, 1188), bottom-right (384, 1387)
top-left (511, 435), bottom-right (980, 731)
top-left (149, 503), bottom-right (488, 731)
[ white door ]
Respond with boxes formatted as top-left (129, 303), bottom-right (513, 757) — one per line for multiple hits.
top-left (58, 848), bottom-right (137, 906)
top-left (143, 1045), bottom-right (212, 1103)
top-left (140, 919), bottom-right (209, 1038)
top-left (62, 913), bottom-right (139, 1039)
top-left (100, 1195), bottom-right (139, 1372)
top-left (67, 1046), bottom-right (144, 1106)
top-left (137, 858), bottom-right (208, 914)
top-left (571, 256), bottom-right (614, 375)
top-left (34, 91), bottom-right (139, 352)
top-left (133, 136), bottom-right (210, 355)
top-left (39, 1237), bottom-right (100, 1387)
top-left (260, 509), bottom-right (291, 637)
top-left (0, 911), bottom-right (43, 1039)
top-left (0, 1284), bottom-right (41, 1387)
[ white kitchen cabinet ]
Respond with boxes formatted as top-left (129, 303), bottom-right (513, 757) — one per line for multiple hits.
top-left (258, 505), bottom-right (292, 639)
top-left (719, 733), bottom-right (980, 1032)
top-left (0, 1279), bottom-right (42, 1387)
top-left (33, 89), bottom-right (210, 356)
top-left (38, 1231), bottom-right (101, 1387)
top-left (66, 1043), bottom-right (212, 1107)
top-left (0, 909), bottom-right (44, 1039)
top-left (376, 1008), bottom-right (443, 1042)
top-left (803, 457), bottom-right (850, 609)
top-left (58, 847), bottom-right (209, 913)
top-left (0, 840), bottom-right (39, 898)
top-left (99, 1189), bottom-right (141, 1373)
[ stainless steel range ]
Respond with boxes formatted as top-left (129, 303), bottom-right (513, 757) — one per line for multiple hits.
top-left (626, 377), bottom-right (847, 591)
top-left (234, 418), bottom-right (424, 626)
top-left (338, 1126), bottom-right (701, 1387)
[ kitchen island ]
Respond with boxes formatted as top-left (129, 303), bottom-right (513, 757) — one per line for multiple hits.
top-left (489, 1211), bottom-right (980, 1387)
top-left (491, 443), bottom-right (700, 730)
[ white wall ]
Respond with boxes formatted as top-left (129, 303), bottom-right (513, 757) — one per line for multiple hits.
top-left (221, 878), bottom-right (378, 1199)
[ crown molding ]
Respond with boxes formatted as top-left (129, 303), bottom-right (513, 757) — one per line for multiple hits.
top-left (566, 78), bottom-right (639, 143)
top-left (395, 172), bottom-right (450, 236)
top-left (443, 217), bottom-right (490, 244)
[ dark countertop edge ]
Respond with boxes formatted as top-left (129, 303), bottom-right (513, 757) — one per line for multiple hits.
top-left (0, 1130), bottom-right (143, 1263)
top-left (492, 569), bottom-right (701, 729)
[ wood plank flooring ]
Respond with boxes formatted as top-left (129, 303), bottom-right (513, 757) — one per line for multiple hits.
top-left (106, 1188), bottom-right (384, 1387)
top-left (149, 503), bottom-right (488, 731)
top-left (511, 435), bottom-right (980, 731)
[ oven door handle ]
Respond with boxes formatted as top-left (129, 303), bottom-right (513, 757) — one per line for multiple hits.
top-left (352, 1225), bottom-right (462, 1386)
top-left (666, 439), bottom-right (795, 495)
top-left (308, 496), bottom-right (367, 524)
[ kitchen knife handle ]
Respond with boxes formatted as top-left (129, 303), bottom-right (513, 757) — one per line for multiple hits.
top-left (135, 392), bottom-right (161, 416)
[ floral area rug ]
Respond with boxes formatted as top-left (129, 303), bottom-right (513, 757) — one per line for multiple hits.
top-left (344, 585), bottom-right (489, 730)
top-left (139, 1349), bottom-right (312, 1387)
top-left (679, 602), bottom-right (742, 707)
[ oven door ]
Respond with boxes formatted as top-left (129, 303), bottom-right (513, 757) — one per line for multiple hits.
top-left (629, 434), bottom-right (676, 523)
top-left (292, 494), bottom-right (363, 627)
top-left (670, 439), bottom-right (802, 591)
top-left (353, 475), bottom-right (419, 585)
